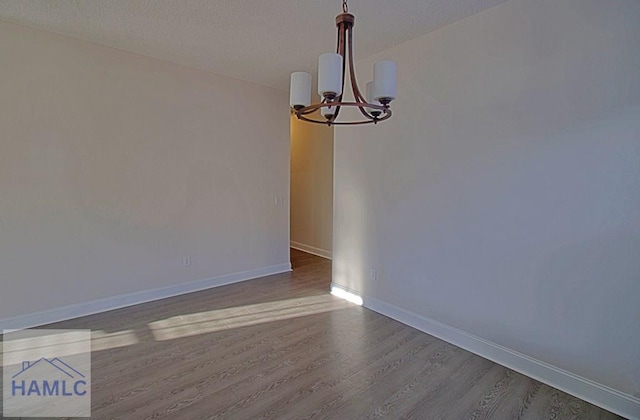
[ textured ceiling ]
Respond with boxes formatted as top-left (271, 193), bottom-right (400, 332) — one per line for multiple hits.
top-left (0, 0), bottom-right (508, 91)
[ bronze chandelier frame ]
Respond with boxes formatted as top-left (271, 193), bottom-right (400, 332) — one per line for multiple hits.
top-left (293, 2), bottom-right (392, 126)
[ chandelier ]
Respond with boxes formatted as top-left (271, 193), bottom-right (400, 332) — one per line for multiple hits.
top-left (289, 0), bottom-right (397, 126)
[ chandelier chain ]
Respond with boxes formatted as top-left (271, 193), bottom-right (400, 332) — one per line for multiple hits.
top-left (342, 0), bottom-right (348, 13)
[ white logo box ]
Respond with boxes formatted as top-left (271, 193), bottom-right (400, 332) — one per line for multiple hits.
top-left (2, 329), bottom-right (91, 418)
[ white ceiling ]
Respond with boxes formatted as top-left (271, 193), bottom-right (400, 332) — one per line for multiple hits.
top-left (0, 0), bottom-right (508, 91)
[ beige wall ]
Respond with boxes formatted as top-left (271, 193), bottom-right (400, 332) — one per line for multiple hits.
top-left (333, 0), bottom-right (640, 414)
top-left (290, 116), bottom-right (333, 258)
top-left (0, 21), bottom-right (290, 322)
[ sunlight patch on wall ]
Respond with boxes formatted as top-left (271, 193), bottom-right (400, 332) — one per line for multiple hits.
top-left (330, 285), bottom-right (364, 306)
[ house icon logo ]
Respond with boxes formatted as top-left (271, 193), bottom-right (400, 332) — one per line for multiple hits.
top-left (11, 357), bottom-right (88, 397)
top-left (2, 328), bottom-right (92, 418)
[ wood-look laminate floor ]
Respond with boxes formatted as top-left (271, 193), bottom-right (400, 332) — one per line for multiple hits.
top-left (1, 249), bottom-right (622, 419)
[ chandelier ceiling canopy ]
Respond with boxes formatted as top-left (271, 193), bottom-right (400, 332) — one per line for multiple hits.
top-left (289, 0), bottom-right (397, 126)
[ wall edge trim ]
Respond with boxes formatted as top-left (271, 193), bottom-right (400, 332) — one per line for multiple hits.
top-left (0, 263), bottom-right (292, 331)
top-left (331, 282), bottom-right (640, 420)
top-left (290, 241), bottom-right (332, 260)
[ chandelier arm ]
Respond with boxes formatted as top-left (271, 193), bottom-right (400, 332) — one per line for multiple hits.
top-left (359, 107), bottom-right (379, 120)
top-left (346, 26), bottom-right (367, 105)
top-left (357, 102), bottom-right (381, 120)
top-left (332, 19), bottom-right (348, 123)
top-left (345, 26), bottom-right (379, 120)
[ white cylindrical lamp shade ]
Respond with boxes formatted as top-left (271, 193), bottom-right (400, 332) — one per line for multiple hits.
top-left (365, 81), bottom-right (382, 116)
top-left (318, 53), bottom-right (343, 98)
top-left (290, 72), bottom-right (312, 109)
top-left (373, 60), bottom-right (397, 102)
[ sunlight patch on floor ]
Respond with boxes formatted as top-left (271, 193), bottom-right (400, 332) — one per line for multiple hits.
top-left (1, 329), bottom-right (140, 362)
top-left (148, 294), bottom-right (354, 341)
top-left (1, 329), bottom-right (89, 366)
top-left (91, 329), bottom-right (139, 351)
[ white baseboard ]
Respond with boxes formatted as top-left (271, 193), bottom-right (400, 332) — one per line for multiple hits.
top-left (290, 241), bottom-right (332, 260)
top-left (331, 283), bottom-right (640, 420)
top-left (0, 263), bottom-right (292, 331)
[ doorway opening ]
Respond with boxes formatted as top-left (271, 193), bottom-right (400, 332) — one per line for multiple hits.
top-left (289, 116), bottom-right (334, 263)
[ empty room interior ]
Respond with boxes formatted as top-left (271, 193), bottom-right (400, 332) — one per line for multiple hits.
top-left (1, 0), bottom-right (639, 418)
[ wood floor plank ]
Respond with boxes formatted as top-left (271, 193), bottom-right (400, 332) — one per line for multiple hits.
top-left (404, 356), bottom-right (498, 419)
top-left (437, 362), bottom-right (516, 420)
top-left (0, 249), bottom-right (623, 419)
top-left (282, 339), bottom-right (458, 420)
top-left (364, 347), bottom-right (486, 418)
top-left (256, 319), bottom-right (433, 420)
